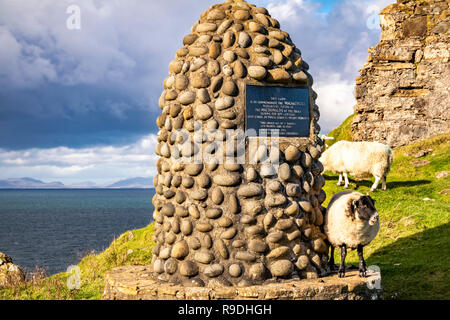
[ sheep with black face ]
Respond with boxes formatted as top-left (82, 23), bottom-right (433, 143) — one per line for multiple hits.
top-left (324, 191), bottom-right (380, 278)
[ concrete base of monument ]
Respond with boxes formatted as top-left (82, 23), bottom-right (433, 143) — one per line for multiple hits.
top-left (102, 265), bottom-right (382, 300)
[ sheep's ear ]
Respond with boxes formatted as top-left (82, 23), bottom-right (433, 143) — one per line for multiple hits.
top-left (349, 200), bottom-right (357, 219)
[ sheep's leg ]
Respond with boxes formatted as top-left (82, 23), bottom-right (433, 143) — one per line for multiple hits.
top-left (343, 173), bottom-right (349, 188)
top-left (357, 245), bottom-right (367, 277)
top-left (370, 176), bottom-right (381, 192)
top-left (328, 245), bottom-right (337, 271)
top-left (382, 176), bottom-right (387, 191)
top-left (337, 174), bottom-right (343, 186)
top-left (338, 244), bottom-right (347, 278)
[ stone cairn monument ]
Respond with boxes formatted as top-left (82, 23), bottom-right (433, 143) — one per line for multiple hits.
top-left (352, 0), bottom-right (449, 148)
top-left (150, 0), bottom-right (329, 288)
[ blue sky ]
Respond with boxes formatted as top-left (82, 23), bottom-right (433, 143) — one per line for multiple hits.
top-left (0, 0), bottom-right (394, 184)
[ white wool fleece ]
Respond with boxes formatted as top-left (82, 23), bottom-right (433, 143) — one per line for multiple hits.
top-left (324, 191), bottom-right (379, 249)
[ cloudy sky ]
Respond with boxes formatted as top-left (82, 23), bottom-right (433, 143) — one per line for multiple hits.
top-left (0, 0), bottom-right (393, 184)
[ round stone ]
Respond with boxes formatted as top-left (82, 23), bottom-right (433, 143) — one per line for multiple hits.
top-left (286, 183), bottom-right (301, 197)
top-left (179, 260), bottom-right (198, 277)
top-left (285, 201), bottom-right (300, 216)
top-left (209, 41), bottom-right (221, 59)
top-left (204, 264), bottom-right (224, 278)
top-left (249, 263), bottom-right (266, 281)
top-left (301, 152), bottom-right (313, 168)
top-left (299, 199), bottom-right (312, 212)
top-left (223, 50), bottom-right (236, 63)
top-left (206, 208), bottom-right (222, 219)
top-left (246, 167), bottom-right (258, 182)
top-left (197, 88), bottom-right (210, 104)
top-left (207, 60), bottom-right (220, 76)
top-left (189, 46), bottom-right (208, 57)
top-left (175, 206), bottom-right (189, 217)
top-left (175, 75), bottom-right (189, 91)
top-left (215, 96), bottom-right (234, 110)
top-left (240, 215), bottom-right (255, 224)
top-left (269, 260), bottom-right (293, 277)
top-left (313, 238), bottom-right (328, 253)
top-left (196, 222), bottom-right (213, 232)
top-left (269, 66), bottom-right (291, 80)
top-left (275, 219), bottom-right (294, 231)
top-left (223, 31), bottom-right (235, 48)
top-left (160, 203), bottom-right (175, 217)
top-left (233, 60), bottom-right (247, 78)
top-left (267, 231), bottom-right (284, 243)
top-left (207, 9), bottom-right (226, 20)
top-left (159, 247), bottom-right (171, 259)
top-left (235, 251), bottom-right (256, 262)
top-left (234, 9), bottom-right (250, 20)
top-left (248, 66), bottom-right (267, 80)
top-left (188, 237), bottom-right (201, 250)
top-left (266, 246), bottom-right (290, 259)
top-left (192, 72), bottom-right (211, 88)
top-left (278, 163), bottom-right (291, 181)
top-left (211, 187), bottom-right (224, 205)
top-left (213, 173), bottom-right (241, 186)
top-left (222, 80), bottom-right (238, 96)
top-left (238, 32), bottom-right (252, 48)
top-left (179, 91), bottom-right (196, 105)
top-left (218, 217), bottom-right (233, 228)
top-left (228, 264), bottom-right (242, 277)
top-left (180, 220), bottom-right (193, 236)
top-left (237, 184), bottom-right (263, 198)
top-left (153, 259), bottom-right (165, 274)
top-left (229, 194), bottom-right (240, 214)
top-left (171, 241), bottom-right (189, 260)
top-left (285, 146), bottom-right (301, 162)
top-left (211, 76), bottom-right (223, 92)
top-left (221, 227), bottom-right (237, 240)
top-left (194, 251), bottom-right (214, 264)
top-left (263, 212), bottom-right (274, 227)
top-left (182, 176), bottom-right (194, 188)
top-left (185, 163), bottom-right (203, 176)
top-left (257, 56), bottom-right (272, 67)
top-left (183, 34), bottom-right (198, 45)
top-left (267, 180), bottom-right (282, 192)
top-left (248, 239), bottom-right (268, 253)
top-left (217, 19), bottom-right (233, 34)
top-left (260, 164), bottom-right (276, 177)
top-left (215, 239), bottom-right (229, 259)
top-left (194, 104), bottom-right (213, 121)
top-left (295, 255), bottom-right (309, 270)
top-left (196, 23), bottom-right (217, 33)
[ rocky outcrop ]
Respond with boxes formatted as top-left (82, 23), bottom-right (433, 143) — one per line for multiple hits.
top-left (0, 252), bottom-right (26, 289)
top-left (352, 0), bottom-right (449, 148)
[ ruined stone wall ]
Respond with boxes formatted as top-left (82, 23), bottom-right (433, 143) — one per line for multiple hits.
top-left (352, 0), bottom-right (449, 148)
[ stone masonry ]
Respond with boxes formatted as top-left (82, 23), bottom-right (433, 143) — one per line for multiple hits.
top-left (352, 0), bottom-right (449, 148)
top-left (151, 0), bottom-right (329, 288)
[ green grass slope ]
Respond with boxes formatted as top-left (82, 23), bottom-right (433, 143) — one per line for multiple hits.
top-left (1, 134), bottom-right (448, 300)
top-left (324, 114), bottom-right (354, 147)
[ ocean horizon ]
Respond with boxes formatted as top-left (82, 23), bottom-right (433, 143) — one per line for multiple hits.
top-left (0, 188), bottom-right (155, 275)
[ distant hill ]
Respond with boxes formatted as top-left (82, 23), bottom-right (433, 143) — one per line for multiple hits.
top-left (0, 177), bottom-right (154, 189)
top-left (0, 178), bottom-right (65, 189)
top-left (105, 177), bottom-right (154, 188)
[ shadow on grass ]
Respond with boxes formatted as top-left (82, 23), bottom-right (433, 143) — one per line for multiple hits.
top-left (323, 174), bottom-right (431, 190)
top-left (367, 222), bottom-right (450, 300)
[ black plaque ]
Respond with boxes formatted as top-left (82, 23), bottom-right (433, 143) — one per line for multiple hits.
top-left (245, 85), bottom-right (310, 137)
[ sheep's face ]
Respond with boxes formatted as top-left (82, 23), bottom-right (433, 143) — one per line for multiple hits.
top-left (352, 196), bottom-right (379, 225)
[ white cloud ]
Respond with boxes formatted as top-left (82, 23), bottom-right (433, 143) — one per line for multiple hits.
top-left (0, 134), bottom-right (159, 184)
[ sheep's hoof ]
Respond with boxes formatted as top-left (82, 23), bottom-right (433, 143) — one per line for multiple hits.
top-left (359, 270), bottom-right (367, 278)
top-left (338, 270), bottom-right (345, 278)
top-left (369, 189), bottom-right (375, 193)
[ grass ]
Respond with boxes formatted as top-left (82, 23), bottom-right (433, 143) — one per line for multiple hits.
top-left (324, 113), bottom-right (354, 147)
top-left (1, 133), bottom-right (448, 300)
top-left (0, 224), bottom-right (155, 300)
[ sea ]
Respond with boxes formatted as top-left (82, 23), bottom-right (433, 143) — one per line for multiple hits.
top-left (0, 189), bottom-right (155, 275)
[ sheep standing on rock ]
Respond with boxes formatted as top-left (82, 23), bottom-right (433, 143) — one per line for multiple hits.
top-left (324, 191), bottom-right (380, 278)
top-left (319, 140), bottom-right (394, 192)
